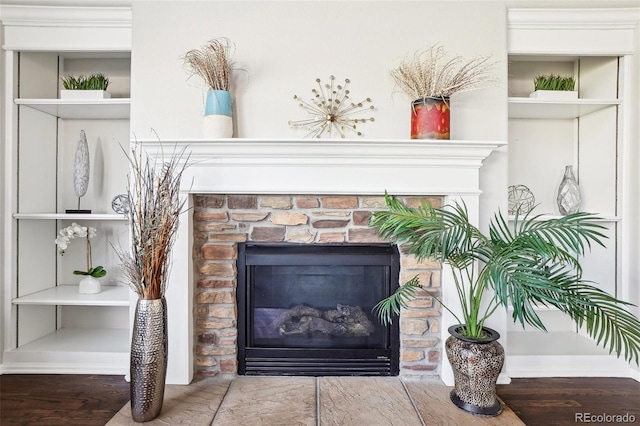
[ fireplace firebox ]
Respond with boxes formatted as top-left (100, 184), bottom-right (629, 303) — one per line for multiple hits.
top-left (237, 243), bottom-right (400, 376)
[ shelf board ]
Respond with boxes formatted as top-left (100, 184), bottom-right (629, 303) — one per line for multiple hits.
top-left (507, 214), bottom-right (620, 222)
top-left (13, 328), bottom-right (129, 354)
top-left (15, 98), bottom-right (130, 119)
top-left (507, 331), bottom-right (612, 356)
top-left (508, 97), bottom-right (620, 119)
top-left (507, 304), bottom-right (561, 312)
top-left (13, 213), bottom-right (127, 221)
top-left (13, 285), bottom-right (130, 306)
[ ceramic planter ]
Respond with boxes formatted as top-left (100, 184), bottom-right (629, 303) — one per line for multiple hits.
top-left (203, 89), bottom-right (233, 138)
top-left (78, 276), bottom-right (101, 294)
top-left (445, 325), bottom-right (504, 417)
top-left (60, 90), bottom-right (111, 99)
top-left (411, 97), bottom-right (450, 139)
top-left (529, 90), bottom-right (578, 100)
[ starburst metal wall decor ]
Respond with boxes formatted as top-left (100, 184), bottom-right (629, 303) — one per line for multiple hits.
top-left (288, 75), bottom-right (375, 138)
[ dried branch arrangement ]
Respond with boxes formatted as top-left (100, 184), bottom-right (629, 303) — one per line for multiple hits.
top-left (117, 145), bottom-right (190, 300)
top-left (183, 37), bottom-right (235, 91)
top-left (390, 45), bottom-right (496, 100)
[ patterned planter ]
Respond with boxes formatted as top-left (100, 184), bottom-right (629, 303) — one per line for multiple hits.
top-left (130, 297), bottom-right (168, 422)
top-left (445, 325), bottom-right (504, 417)
top-left (410, 97), bottom-right (450, 139)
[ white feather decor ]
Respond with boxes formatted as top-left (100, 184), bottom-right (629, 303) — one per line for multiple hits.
top-left (73, 130), bottom-right (90, 198)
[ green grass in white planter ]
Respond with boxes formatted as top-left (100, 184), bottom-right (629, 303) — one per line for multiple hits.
top-left (530, 74), bottom-right (577, 99)
top-left (60, 74), bottom-right (111, 99)
top-left (534, 74), bottom-right (575, 91)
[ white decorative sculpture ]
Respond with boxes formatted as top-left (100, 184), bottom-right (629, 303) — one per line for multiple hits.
top-left (67, 130), bottom-right (91, 213)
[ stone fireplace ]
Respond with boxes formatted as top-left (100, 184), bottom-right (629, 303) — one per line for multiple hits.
top-left (138, 138), bottom-right (504, 385)
top-left (191, 194), bottom-right (442, 378)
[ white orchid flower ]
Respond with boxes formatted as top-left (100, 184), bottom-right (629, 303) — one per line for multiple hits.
top-left (54, 224), bottom-right (101, 274)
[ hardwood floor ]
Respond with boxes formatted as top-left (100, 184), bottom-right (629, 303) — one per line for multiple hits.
top-left (497, 377), bottom-right (640, 426)
top-left (0, 375), bottom-right (130, 426)
top-left (1, 374), bottom-right (638, 425)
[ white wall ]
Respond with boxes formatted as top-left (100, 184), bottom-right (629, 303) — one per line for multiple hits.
top-left (131, 1), bottom-right (507, 141)
top-left (0, 18), bottom-right (5, 363)
top-left (130, 0), bottom-right (509, 228)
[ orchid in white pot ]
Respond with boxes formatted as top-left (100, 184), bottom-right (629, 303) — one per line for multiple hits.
top-left (55, 222), bottom-right (107, 280)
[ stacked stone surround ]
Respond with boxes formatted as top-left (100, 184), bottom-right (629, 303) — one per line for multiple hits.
top-left (192, 194), bottom-right (443, 378)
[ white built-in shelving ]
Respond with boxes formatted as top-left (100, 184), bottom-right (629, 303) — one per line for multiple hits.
top-left (505, 8), bottom-right (639, 381)
top-left (14, 213), bottom-right (127, 220)
top-left (13, 285), bottom-right (129, 306)
top-left (507, 98), bottom-right (621, 119)
top-left (14, 98), bottom-right (130, 120)
top-left (1, 4), bottom-right (133, 375)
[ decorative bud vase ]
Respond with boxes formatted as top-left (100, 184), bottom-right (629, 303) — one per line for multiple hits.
top-left (557, 165), bottom-right (581, 215)
top-left (411, 97), bottom-right (450, 139)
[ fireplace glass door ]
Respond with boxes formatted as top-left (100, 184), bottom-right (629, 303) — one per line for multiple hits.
top-left (237, 243), bottom-right (400, 376)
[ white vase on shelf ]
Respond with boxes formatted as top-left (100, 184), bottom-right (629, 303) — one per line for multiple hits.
top-left (78, 276), bottom-right (101, 294)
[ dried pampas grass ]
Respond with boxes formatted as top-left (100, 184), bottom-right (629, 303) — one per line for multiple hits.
top-left (117, 144), bottom-right (191, 300)
top-left (183, 37), bottom-right (235, 91)
top-left (390, 45), bottom-right (497, 100)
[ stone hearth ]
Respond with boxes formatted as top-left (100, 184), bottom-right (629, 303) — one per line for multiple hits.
top-left (192, 194), bottom-right (444, 377)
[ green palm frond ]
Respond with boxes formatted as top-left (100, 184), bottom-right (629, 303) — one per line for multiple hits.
top-left (373, 275), bottom-right (425, 326)
top-left (525, 277), bottom-right (640, 364)
top-left (369, 193), bottom-right (640, 363)
top-left (370, 194), bottom-right (480, 266)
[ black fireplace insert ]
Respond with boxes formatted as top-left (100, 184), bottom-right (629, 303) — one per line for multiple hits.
top-left (237, 243), bottom-right (400, 376)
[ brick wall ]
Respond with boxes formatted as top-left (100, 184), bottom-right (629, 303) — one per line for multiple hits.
top-left (192, 194), bottom-right (443, 378)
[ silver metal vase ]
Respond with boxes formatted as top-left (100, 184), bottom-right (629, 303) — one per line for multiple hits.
top-left (130, 297), bottom-right (168, 422)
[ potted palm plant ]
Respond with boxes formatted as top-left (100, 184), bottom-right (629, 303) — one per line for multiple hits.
top-left (390, 44), bottom-right (496, 139)
top-left (371, 194), bottom-right (640, 416)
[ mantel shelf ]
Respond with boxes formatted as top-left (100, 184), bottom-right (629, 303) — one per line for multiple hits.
top-left (15, 98), bottom-right (130, 119)
top-left (135, 138), bottom-right (507, 196)
top-left (508, 97), bottom-right (620, 119)
top-left (133, 138), bottom-right (507, 163)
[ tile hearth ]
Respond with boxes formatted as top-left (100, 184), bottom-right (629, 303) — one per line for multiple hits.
top-left (107, 376), bottom-right (525, 425)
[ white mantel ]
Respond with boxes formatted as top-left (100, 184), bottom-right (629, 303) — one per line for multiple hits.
top-left (139, 138), bottom-right (504, 196)
top-left (138, 138), bottom-right (506, 385)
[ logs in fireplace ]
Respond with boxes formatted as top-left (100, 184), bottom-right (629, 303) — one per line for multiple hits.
top-left (237, 243), bottom-right (400, 376)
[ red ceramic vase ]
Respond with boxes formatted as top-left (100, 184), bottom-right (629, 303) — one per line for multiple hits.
top-left (411, 97), bottom-right (450, 139)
